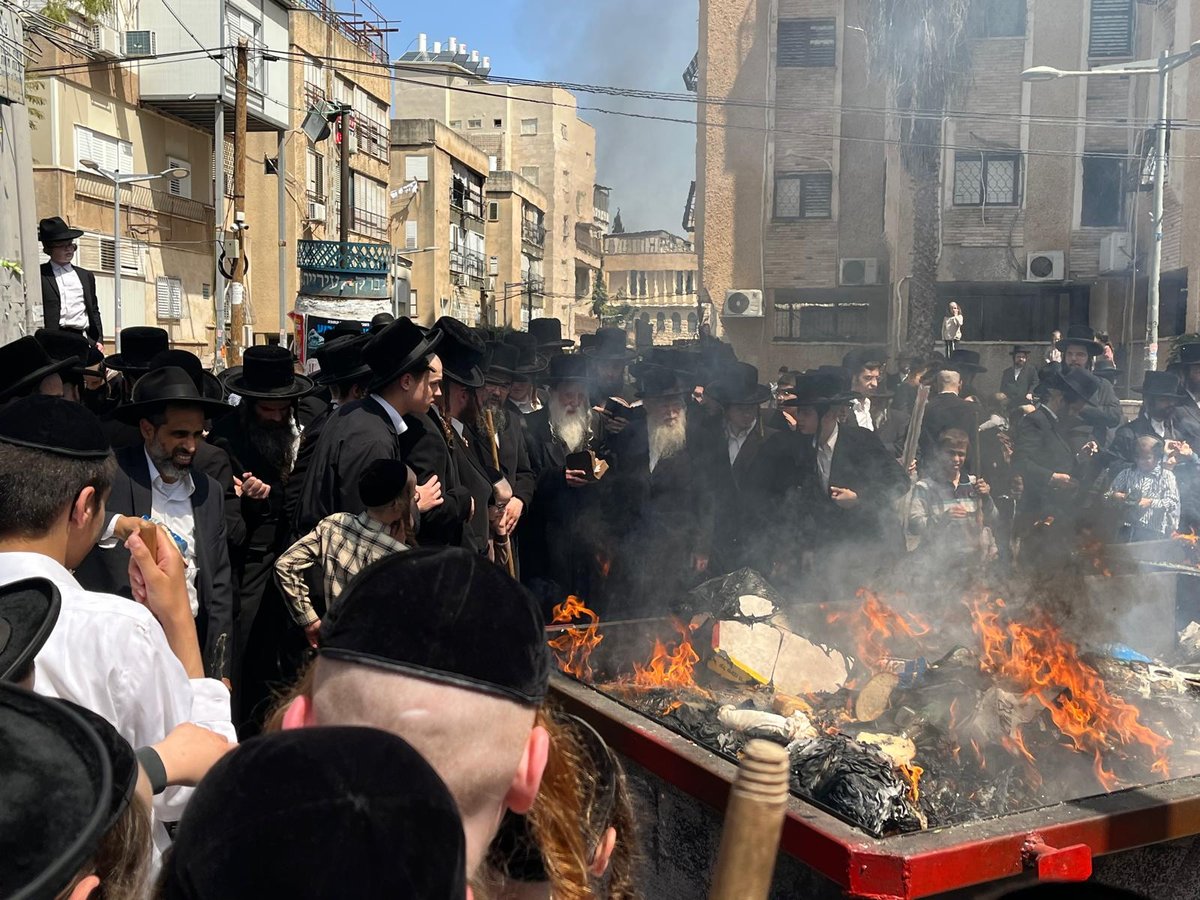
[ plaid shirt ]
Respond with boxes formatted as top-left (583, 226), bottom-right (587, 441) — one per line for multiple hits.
top-left (275, 511), bottom-right (409, 626)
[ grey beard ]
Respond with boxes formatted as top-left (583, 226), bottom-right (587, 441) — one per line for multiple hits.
top-left (484, 401), bottom-right (509, 435)
top-left (150, 453), bottom-right (188, 481)
top-left (550, 402), bottom-right (588, 453)
top-left (649, 414), bottom-right (688, 466)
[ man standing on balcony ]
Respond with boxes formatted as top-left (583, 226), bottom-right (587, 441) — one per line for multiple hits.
top-left (38, 217), bottom-right (104, 350)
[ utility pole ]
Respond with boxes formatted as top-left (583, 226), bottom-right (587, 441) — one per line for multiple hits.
top-left (228, 37), bottom-right (249, 367)
top-left (338, 106), bottom-right (352, 244)
top-left (526, 280), bottom-right (534, 329)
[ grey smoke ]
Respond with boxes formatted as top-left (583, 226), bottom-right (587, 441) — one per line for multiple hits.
top-left (517, 0), bottom-right (697, 235)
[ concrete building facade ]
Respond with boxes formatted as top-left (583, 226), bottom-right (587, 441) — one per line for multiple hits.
top-left (602, 230), bottom-right (700, 346)
top-left (484, 170), bottom-right (546, 329)
top-left (393, 36), bottom-right (599, 334)
top-left (697, 0), bottom-right (1200, 387)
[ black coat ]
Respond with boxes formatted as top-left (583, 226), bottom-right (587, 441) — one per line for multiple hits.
top-left (74, 445), bottom-right (234, 678)
top-left (285, 403), bottom-right (335, 540)
top-left (921, 392), bottom-right (977, 457)
top-left (807, 423), bottom-right (909, 552)
top-left (1000, 365), bottom-right (1038, 404)
top-left (1078, 372), bottom-right (1123, 442)
top-left (40, 262), bottom-right (103, 342)
top-left (193, 438), bottom-right (246, 549)
top-left (1012, 406), bottom-right (1080, 529)
top-left (694, 415), bottom-right (768, 572)
top-left (208, 415), bottom-right (292, 555)
top-left (397, 409), bottom-right (474, 549)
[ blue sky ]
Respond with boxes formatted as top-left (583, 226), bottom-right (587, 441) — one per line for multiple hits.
top-left (380, 0), bottom-right (698, 235)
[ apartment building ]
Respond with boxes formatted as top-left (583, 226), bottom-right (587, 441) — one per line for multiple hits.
top-left (390, 118), bottom-right (489, 326)
top-left (603, 230), bottom-right (700, 346)
top-left (393, 36), bottom-right (599, 334)
top-left (697, 0), bottom-right (1200, 382)
top-left (485, 171), bottom-right (547, 329)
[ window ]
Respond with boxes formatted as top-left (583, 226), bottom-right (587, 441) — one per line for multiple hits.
top-left (405, 156), bottom-right (429, 182)
top-left (967, 0), bottom-right (1026, 37)
top-left (450, 119), bottom-right (462, 128)
top-left (78, 233), bottom-right (142, 277)
top-left (493, 118), bottom-right (502, 128)
top-left (468, 118), bottom-right (482, 129)
top-left (1081, 155), bottom-right (1125, 226)
top-left (775, 294), bottom-right (886, 342)
top-left (778, 18), bottom-right (836, 67)
top-left (952, 152), bottom-right (1020, 205)
top-left (948, 291), bottom-right (1070, 342)
top-left (351, 174), bottom-right (388, 238)
top-left (520, 165), bottom-right (539, 186)
top-left (688, 312), bottom-right (698, 334)
top-left (675, 271), bottom-right (684, 295)
top-left (405, 220), bottom-right (418, 250)
top-left (488, 201), bottom-right (500, 222)
top-left (560, 124), bottom-right (568, 140)
top-left (74, 126), bottom-right (132, 173)
top-left (687, 271), bottom-right (695, 293)
top-left (155, 276), bottom-right (183, 320)
top-left (306, 147), bottom-right (325, 201)
top-left (167, 157), bottom-right (191, 199)
top-left (671, 313), bottom-right (681, 333)
top-left (656, 312), bottom-right (665, 333)
top-left (1089, 0), bottom-right (1134, 58)
top-left (488, 155), bottom-right (498, 172)
top-left (520, 118), bottom-right (538, 135)
top-left (773, 172), bottom-right (833, 220)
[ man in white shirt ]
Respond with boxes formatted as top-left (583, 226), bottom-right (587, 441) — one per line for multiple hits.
top-left (38, 217), bottom-right (103, 349)
top-left (842, 347), bottom-right (887, 432)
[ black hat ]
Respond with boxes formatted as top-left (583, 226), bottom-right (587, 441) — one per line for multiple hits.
top-left (1055, 325), bottom-right (1104, 356)
top-left (630, 347), bottom-right (696, 381)
top-left (578, 333), bottom-right (597, 352)
top-left (433, 317), bottom-right (486, 388)
top-left (369, 312), bottom-right (396, 334)
top-left (363, 318), bottom-right (443, 389)
top-left (635, 364), bottom-right (686, 400)
top-left (314, 334), bottom-right (373, 387)
top-left (485, 342), bottom-right (519, 384)
top-left (528, 317), bottom-right (574, 349)
top-left (841, 346), bottom-right (887, 374)
top-left (0, 578), bottom-right (60, 683)
top-left (0, 395), bottom-right (110, 459)
top-left (325, 322), bottom-right (367, 343)
top-left (583, 327), bottom-right (635, 362)
top-left (60, 701), bottom-right (138, 834)
top-left (1134, 370), bottom-right (1189, 399)
top-left (0, 336), bottom-right (77, 402)
top-left (708, 361), bottom-right (771, 406)
top-left (504, 331), bottom-right (548, 378)
top-left (37, 216), bottom-right (84, 244)
top-left (159, 727), bottom-right (468, 900)
top-left (1010, 345), bottom-right (1034, 356)
top-left (149, 349), bottom-right (224, 401)
top-left (320, 547), bottom-right (551, 706)
top-left (0, 683), bottom-right (113, 900)
top-left (358, 458), bottom-right (410, 508)
top-left (780, 371), bottom-right (849, 408)
top-left (545, 354), bottom-right (589, 385)
top-left (34, 329), bottom-right (91, 385)
top-left (948, 348), bottom-right (987, 374)
top-left (1173, 343), bottom-right (1200, 368)
top-left (1042, 366), bottom-right (1101, 403)
top-left (104, 327), bottom-right (169, 374)
top-left (221, 346), bottom-right (314, 400)
top-left (115, 366), bottom-right (232, 425)
top-left (813, 365), bottom-right (865, 402)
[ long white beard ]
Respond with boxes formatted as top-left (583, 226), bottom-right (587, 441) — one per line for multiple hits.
top-left (550, 400), bottom-right (589, 453)
top-left (649, 411), bottom-right (688, 470)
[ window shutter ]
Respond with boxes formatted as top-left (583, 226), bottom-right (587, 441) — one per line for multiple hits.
top-left (118, 140), bottom-right (133, 174)
top-left (156, 277), bottom-right (172, 318)
top-left (405, 155), bottom-right (429, 182)
top-left (1089, 0), bottom-right (1133, 58)
top-left (168, 157), bottom-right (190, 198)
top-left (405, 220), bottom-right (418, 250)
top-left (74, 126), bottom-right (93, 169)
top-left (778, 19), bottom-right (836, 67)
top-left (801, 174), bottom-right (832, 218)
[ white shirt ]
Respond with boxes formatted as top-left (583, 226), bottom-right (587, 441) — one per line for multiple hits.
top-left (144, 450), bottom-right (201, 617)
top-left (853, 397), bottom-right (874, 431)
top-left (515, 395), bottom-right (542, 414)
top-left (727, 424), bottom-right (752, 466)
top-left (816, 423), bottom-right (839, 492)
top-left (51, 261), bottom-right (88, 330)
top-left (0, 551), bottom-right (235, 856)
top-left (370, 393), bottom-right (409, 436)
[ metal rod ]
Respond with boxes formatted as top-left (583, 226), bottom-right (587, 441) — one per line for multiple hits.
top-left (1146, 52), bottom-right (1169, 374)
top-left (113, 171), bottom-right (122, 352)
top-left (277, 129), bottom-right (289, 345)
top-left (544, 616), bottom-right (672, 634)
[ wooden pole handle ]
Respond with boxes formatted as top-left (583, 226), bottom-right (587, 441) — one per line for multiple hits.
top-left (709, 740), bottom-right (791, 900)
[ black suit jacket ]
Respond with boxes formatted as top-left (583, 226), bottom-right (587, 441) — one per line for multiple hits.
top-left (1012, 406), bottom-right (1080, 528)
top-left (1000, 365), bottom-right (1038, 404)
top-left (397, 409), bottom-right (474, 549)
top-left (75, 445), bottom-right (233, 678)
top-left (41, 262), bottom-right (103, 342)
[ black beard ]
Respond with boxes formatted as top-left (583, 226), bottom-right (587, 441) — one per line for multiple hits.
top-left (242, 405), bottom-right (295, 480)
top-left (484, 399), bottom-right (509, 434)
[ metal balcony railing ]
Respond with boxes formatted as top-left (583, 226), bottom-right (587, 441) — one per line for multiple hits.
top-left (575, 227), bottom-right (602, 258)
top-left (297, 239), bottom-right (390, 273)
top-left (352, 207), bottom-right (389, 239)
top-left (522, 219), bottom-right (546, 247)
top-left (450, 247), bottom-right (486, 280)
top-left (354, 118), bottom-right (391, 163)
top-left (74, 171), bottom-right (212, 224)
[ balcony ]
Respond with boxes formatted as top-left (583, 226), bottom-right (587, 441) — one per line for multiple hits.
top-left (293, 0), bottom-right (387, 61)
top-left (74, 171), bottom-right (212, 224)
top-left (352, 207), bottom-right (389, 240)
top-left (354, 118), bottom-right (391, 164)
top-left (575, 223), bottom-right (602, 264)
top-left (522, 219), bottom-right (546, 249)
top-left (297, 239), bottom-right (390, 274)
top-left (303, 81), bottom-right (327, 108)
top-left (450, 247), bottom-right (486, 280)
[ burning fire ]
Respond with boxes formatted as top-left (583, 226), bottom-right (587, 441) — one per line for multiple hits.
top-left (899, 762), bottom-right (923, 804)
top-left (547, 595), bottom-right (604, 682)
top-left (631, 620), bottom-right (700, 690)
top-left (828, 589), bottom-right (930, 671)
top-left (969, 595), bottom-right (1172, 791)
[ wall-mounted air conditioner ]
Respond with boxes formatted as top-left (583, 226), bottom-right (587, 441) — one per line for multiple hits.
top-left (1025, 251), bottom-right (1065, 282)
top-left (1098, 233), bottom-right (1131, 274)
top-left (839, 257), bottom-right (880, 286)
top-left (123, 30), bottom-right (156, 58)
top-left (723, 289), bottom-right (763, 318)
top-left (307, 201), bottom-right (326, 222)
top-left (90, 24), bottom-right (122, 59)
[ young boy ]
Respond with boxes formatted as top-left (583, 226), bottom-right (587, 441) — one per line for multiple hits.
top-left (906, 427), bottom-right (996, 561)
top-left (275, 458), bottom-right (416, 646)
top-left (1108, 435), bottom-right (1180, 541)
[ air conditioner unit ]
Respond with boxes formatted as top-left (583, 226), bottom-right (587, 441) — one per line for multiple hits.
top-left (123, 30), bottom-right (156, 58)
top-left (307, 201), bottom-right (326, 222)
top-left (839, 257), bottom-right (880, 286)
top-left (454, 273), bottom-right (470, 287)
top-left (1099, 233), bottom-right (1131, 274)
top-left (723, 289), bottom-right (763, 318)
top-left (89, 24), bottom-right (122, 59)
top-left (1025, 250), bottom-right (1065, 282)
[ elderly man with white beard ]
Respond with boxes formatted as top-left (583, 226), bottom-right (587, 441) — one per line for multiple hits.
top-left (519, 353), bottom-right (613, 613)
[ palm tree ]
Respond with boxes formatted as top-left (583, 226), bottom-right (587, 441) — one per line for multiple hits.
top-left (590, 274), bottom-right (610, 322)
top-left (862, 0), bottom-right (973, 355)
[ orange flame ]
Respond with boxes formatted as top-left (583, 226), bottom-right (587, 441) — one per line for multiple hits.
top-left (1173, 531), bottom-right (1199, 545)
top-left (828, 589), bottom-right (930, 671)
top-left (547, 595), bottom-right (604, 682)
top-left (899, 762), bottom-right (923, 804)
top-left (969, 595), bottom-right (1172, 791)
top-left (631, 620), bottom-right (699, 690)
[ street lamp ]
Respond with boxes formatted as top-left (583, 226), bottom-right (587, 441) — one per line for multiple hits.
top-left (79, 159), bottom-right (189, 352)
top-left (1022, 41), bottom-right (1200, 374)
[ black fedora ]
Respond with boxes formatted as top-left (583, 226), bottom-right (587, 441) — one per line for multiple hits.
top-left (369, 312), bottom-right (396, 334)
top-left (221, 346), bottom-right (314, 401)
top-left (0, 336), bottom-right (77, 402)
top-left (1173, 343), bottom-right (1200, 368)
top-left (948, 348), bottom-right (987, 374)
top-left (503, 331), bottom-right (548, 378)
top-left (115, 366), bottom-right (232, 425)
top-left (1010, 345), bottom-right (1034, 356)
top-left (34, 329), bottom-right (91, 384)
top-left (485, 342), bottom-right (519, 384)
top-left (545, 354), bottom-right (589, 385)
top-left (814, 365), bottom-right (867, 402)
top-left (1042, 366), bottom-right (1101, 404)
top-left (528, 317), bottom-right (574, 349)
top-left (636, 364), bottom-right (686, 399)
top-left (1134, 370), bottom-right (1190, 400)
top-left (708, 361), bottom-right (772, 406)
top-left (363, 317), bottom-right (442, 389)
top-left (841, 346), bottom-right (887, 374)
top-left (149, 349), bottom-right (224, 401)
top-left (433, 317), bottom-right (486, 388)
top-left (779, 371), bottom-right (844, 408)
top-left (1055, 324), bottom-right (1104, 356)
top-left (0, 578), bottom-right (60, 683)
top-left (578, 333), bottom-right (597, 352)
top-left (37, 216), bottom-right (84, 244)
top-left (583, 327), bottom-right (635, 362)
top-left (105, 327), bottom-right (169, 374)
top-left (314, 334), bottom-right (372, 387)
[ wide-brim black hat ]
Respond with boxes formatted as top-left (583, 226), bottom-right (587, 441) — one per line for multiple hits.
top-left (1134, 370), bottom-right (1189, 399)
top-left (0, 578), bottom-right (60, 683)
top-left (37, 216), bottom-right (84, 244)
top-left (104, 327), bottom-right (170, 374)
top-left (545, 354), bottom-right (589, 385)
top-left (34, 330), bottom-right (91, 383)
top-left (528, 317), bottom-right (574, 349)
top-left (314, 334), bottom-right (373, 387)
top-left (948, 349), bottom-right (987, 374)
top-left (1056, 325), bottom-right (1104, 356)
top-left (780, 371), bottom-right (859, 407)
top-left (841, 346), bottom-right (887, 374)
top-left (0, 395), bottom-right (111, 459)
top-left (0, 337), bottom-right (77, 403)
top-left (636, 364), bottom-right (687, 399)
top-left (1010, 345), bottom-right (1034, 356)
top-left (115, 366), bottom-right (232, 425)
top-left (60, 701), bottom-right (138, 834)
top-left (364, 318), bottom-right (443, 389)
top-left (433, 317), bottom-right (486, 388)
top-left (149, 349), bottom-right (224, 401)
top-left (1041, 367), bottom-right (1101, 404)
top-left (503, 332), bottom-right (548, 377)
top-left (0, 684), bottom-right (112, 900)
top-left (583, 327), bottom-right (635, 362)
top-left (485, 342), bottom-right (519, 383)
top-left (221, 346), bottom-right (314, 400)
top-left (708, 361), bottom-right (772, 406)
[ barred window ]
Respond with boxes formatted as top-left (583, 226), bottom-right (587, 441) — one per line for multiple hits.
top-left (774, 293), bottom-right (886, 342)
top-left (778, 19), bottom-right (836, 67)
top-left (774, 172), bottom-right (833, 220)
top-left (953, 153), bottom-right (1020, 206)
top-left (967, 0), bottom-right (1026, 37)
top-left (1089, 0), bottom-right (1134, 58)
